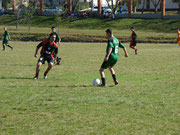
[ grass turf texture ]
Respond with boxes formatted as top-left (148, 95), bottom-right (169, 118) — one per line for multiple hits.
top-left (0, 42), bottom-right (179, 134)
top-left (0, 15), bottom-right (180, 43)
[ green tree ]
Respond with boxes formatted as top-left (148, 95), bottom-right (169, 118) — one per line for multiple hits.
top-left (2, 0), bottom-right (11, 9)
top-left (151, 0), bottom-right (161, 13)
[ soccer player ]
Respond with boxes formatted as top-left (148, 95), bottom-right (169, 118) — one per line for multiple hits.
top-left (130, 27), bottom-right (137, 55)
top-left (50, 26), bottom-right (62, 65)
top-left (177, 29), bottom-right (180, 46)
top-left (2, 27), bottom-right (13, 51)
top-left (34, 33), bottom-right (58, 79)
top-left (99, 29), bottom-right (128, 87)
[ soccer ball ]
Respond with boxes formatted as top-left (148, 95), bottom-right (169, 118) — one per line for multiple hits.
top-left (93, 79), bottom-right (101, 86)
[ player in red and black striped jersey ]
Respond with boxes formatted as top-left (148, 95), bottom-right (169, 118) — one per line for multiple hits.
top-left (34, 33), bottom-right (58, 79)
top-left (130, 27), bottom-right (138, 55)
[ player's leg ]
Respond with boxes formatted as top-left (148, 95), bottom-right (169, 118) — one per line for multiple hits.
top-left (4, 40), bottom-right (13, 50)
top-left (2, 40), bottom-right (5, 51)
top-left (99, 67), bottom-right (106, 86)
top-left (109, 67), bottom-right (118, 85)
top-left (34, 62), bottom-right (42, 79)
top-left (2, 43), bottom-right (5, 51)
top-left (6, 44), bottom-right (13, 50)
top-left (44, 62), bottom-right (53, 79)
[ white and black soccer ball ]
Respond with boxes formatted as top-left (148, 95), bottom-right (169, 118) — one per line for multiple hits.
top-left (93, 79), bottom-right (101, 86)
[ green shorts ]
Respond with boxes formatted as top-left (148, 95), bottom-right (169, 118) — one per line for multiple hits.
top-left (3, 40), bottom-right (9, 45)
top-left (101, 58), bottom-right (118, 69)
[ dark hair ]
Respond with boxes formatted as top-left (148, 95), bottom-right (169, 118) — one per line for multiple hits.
top-left (130, 27), bottom-right (134, 30)
top-left (51, 26), bottom-right (55, 29)
top-left (106, 29), bottom-right (112, 34)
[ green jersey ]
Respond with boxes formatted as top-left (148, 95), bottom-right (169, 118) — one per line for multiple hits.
top-left (3, 31), bottom-right (9, 41)
top-left (106, 37), bottom-right (119, 60)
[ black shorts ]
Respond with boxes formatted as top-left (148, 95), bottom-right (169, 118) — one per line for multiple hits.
top-left (101, 59), bottom-right (118, 69)
top-left (131, 40), bottom-right (136, 46)
top-left (38, 55), bottom-right (53, 64)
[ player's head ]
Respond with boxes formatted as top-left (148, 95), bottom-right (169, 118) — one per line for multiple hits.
top-left (4, 27), bottom-right (7, 31)
top-left (106, 29), bottom-right (113, 39)
top-left (51, 26), bottom-right (56, 32)
top-left (49, 33), bottom-right (56, 42)
top-left (130, 27), bottom-right (134, 31)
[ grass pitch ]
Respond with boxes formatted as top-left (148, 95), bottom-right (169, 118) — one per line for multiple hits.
top-left (0, 42), bottom-right (179, 135)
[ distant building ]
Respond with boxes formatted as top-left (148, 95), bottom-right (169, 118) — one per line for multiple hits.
top-left (137, 0), bottom-right (178, 10)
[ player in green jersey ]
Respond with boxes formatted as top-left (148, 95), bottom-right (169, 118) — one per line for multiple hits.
top-left (50, 27), bottom-right (62, 65)
top-left (2, 27), bottom-right (13, 51)
top-left (99, 29), bottom-right (128, 87)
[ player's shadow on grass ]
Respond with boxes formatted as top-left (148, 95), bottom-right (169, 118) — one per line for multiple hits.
top-left (49, 84), bottom-right (115, 88)
top-left (48, 84), bottom-right (94, 88)
top-left (0, 77), bottom-right (33, 80)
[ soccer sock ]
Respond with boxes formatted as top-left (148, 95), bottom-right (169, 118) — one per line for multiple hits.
top-left (3, 45), bottom-right (5, 50)
top-left (7, 45), bottom-right (13, 49)
top-left (101, 77), bottom-right (106, 86)
top-left (112, 74), bottom-right (117, 82)
top-left (130, 46), bottom-right (136, 50)
top-left (44, 70), bottom-right (49, 75)
top-left (35, 72), bottom-right (39, 77)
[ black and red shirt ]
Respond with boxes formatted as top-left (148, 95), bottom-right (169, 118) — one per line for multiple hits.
top-left (37, 40), bottom-right (58, 58)
top-left (131, 31), bottom-right (137, 42)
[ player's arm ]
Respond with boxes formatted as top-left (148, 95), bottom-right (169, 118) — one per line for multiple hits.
top-left (119, 42), bottom-right (128, 57)
top-left (8, 33), bottom-right (11, 40)
top-left (57, 35), bottom-right (61, 45)
top-left (104, 47), bottom-right (112, 61)
top-left (34, 42), bottom-right (42, 57)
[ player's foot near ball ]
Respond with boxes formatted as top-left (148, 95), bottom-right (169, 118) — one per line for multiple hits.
top-left (43, 74), bottom-right (47, 79)
top-left (98, 84), bottom-right (106, 87)
top-left (34, 76), bottom-right (38, 79)
top-left (115, 80), bottom-right (119, 85)
top-left (135, 49), bottom-right (138, 55)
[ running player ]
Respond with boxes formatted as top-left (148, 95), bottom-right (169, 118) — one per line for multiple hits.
top-left (130, 27), bottom-right (137, 55)
top-left (50, 26), bottom-right (62, 65)
top-left (177, 29), bottom-right (180, 46)
top-left (34, 33), bottom-right (58, 79)
top-left (2, 27), bottom-right (13, 51)
top-left (99, 29), bottom-right (128, 87)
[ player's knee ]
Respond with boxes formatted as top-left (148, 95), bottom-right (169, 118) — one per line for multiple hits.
top-left (99, 68), bottom-right (104, 73)
top-left (37, 62), bottom-right (42, 67)
top-left (49, 62), bottom-right (53, 67)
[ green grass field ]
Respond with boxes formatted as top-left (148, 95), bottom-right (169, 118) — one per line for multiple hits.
top-left (0, 42), bottom-right (179, 134)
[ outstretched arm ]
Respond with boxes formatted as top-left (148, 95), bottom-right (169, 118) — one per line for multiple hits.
top-left (104, 47), bottom-right (112, 61)
top-left (119, 42), bottom-right (128, 57)
top-left (123, 47), bottom-right (128, 57)
top-left (34, 42), bottom-right (42, 57)
top-left (34, 47), bottom-right (39, 57)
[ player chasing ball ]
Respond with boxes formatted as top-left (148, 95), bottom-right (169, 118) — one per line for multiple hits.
top-left (129, 27), bottom-right (137, 55)
top-left (2, 27), bottom-right (13, 51)
top-left (34, 33), bottom-right (58, 79)
top-left (99, 29), bottom-right (128, 87)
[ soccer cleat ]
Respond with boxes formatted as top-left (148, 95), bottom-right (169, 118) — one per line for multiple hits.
top-left (98, 84), bottom-right (106, 87)
top-left (11, 47), bottom-right (13, 50)
top-left (43, 74), bottom-right (47, 79)
top-left (135, 49), bottom-right (138, 55)
top-left (34, 76), bottom-right (38, 79)
top-left (115, 80), bottom-right (119, 85)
